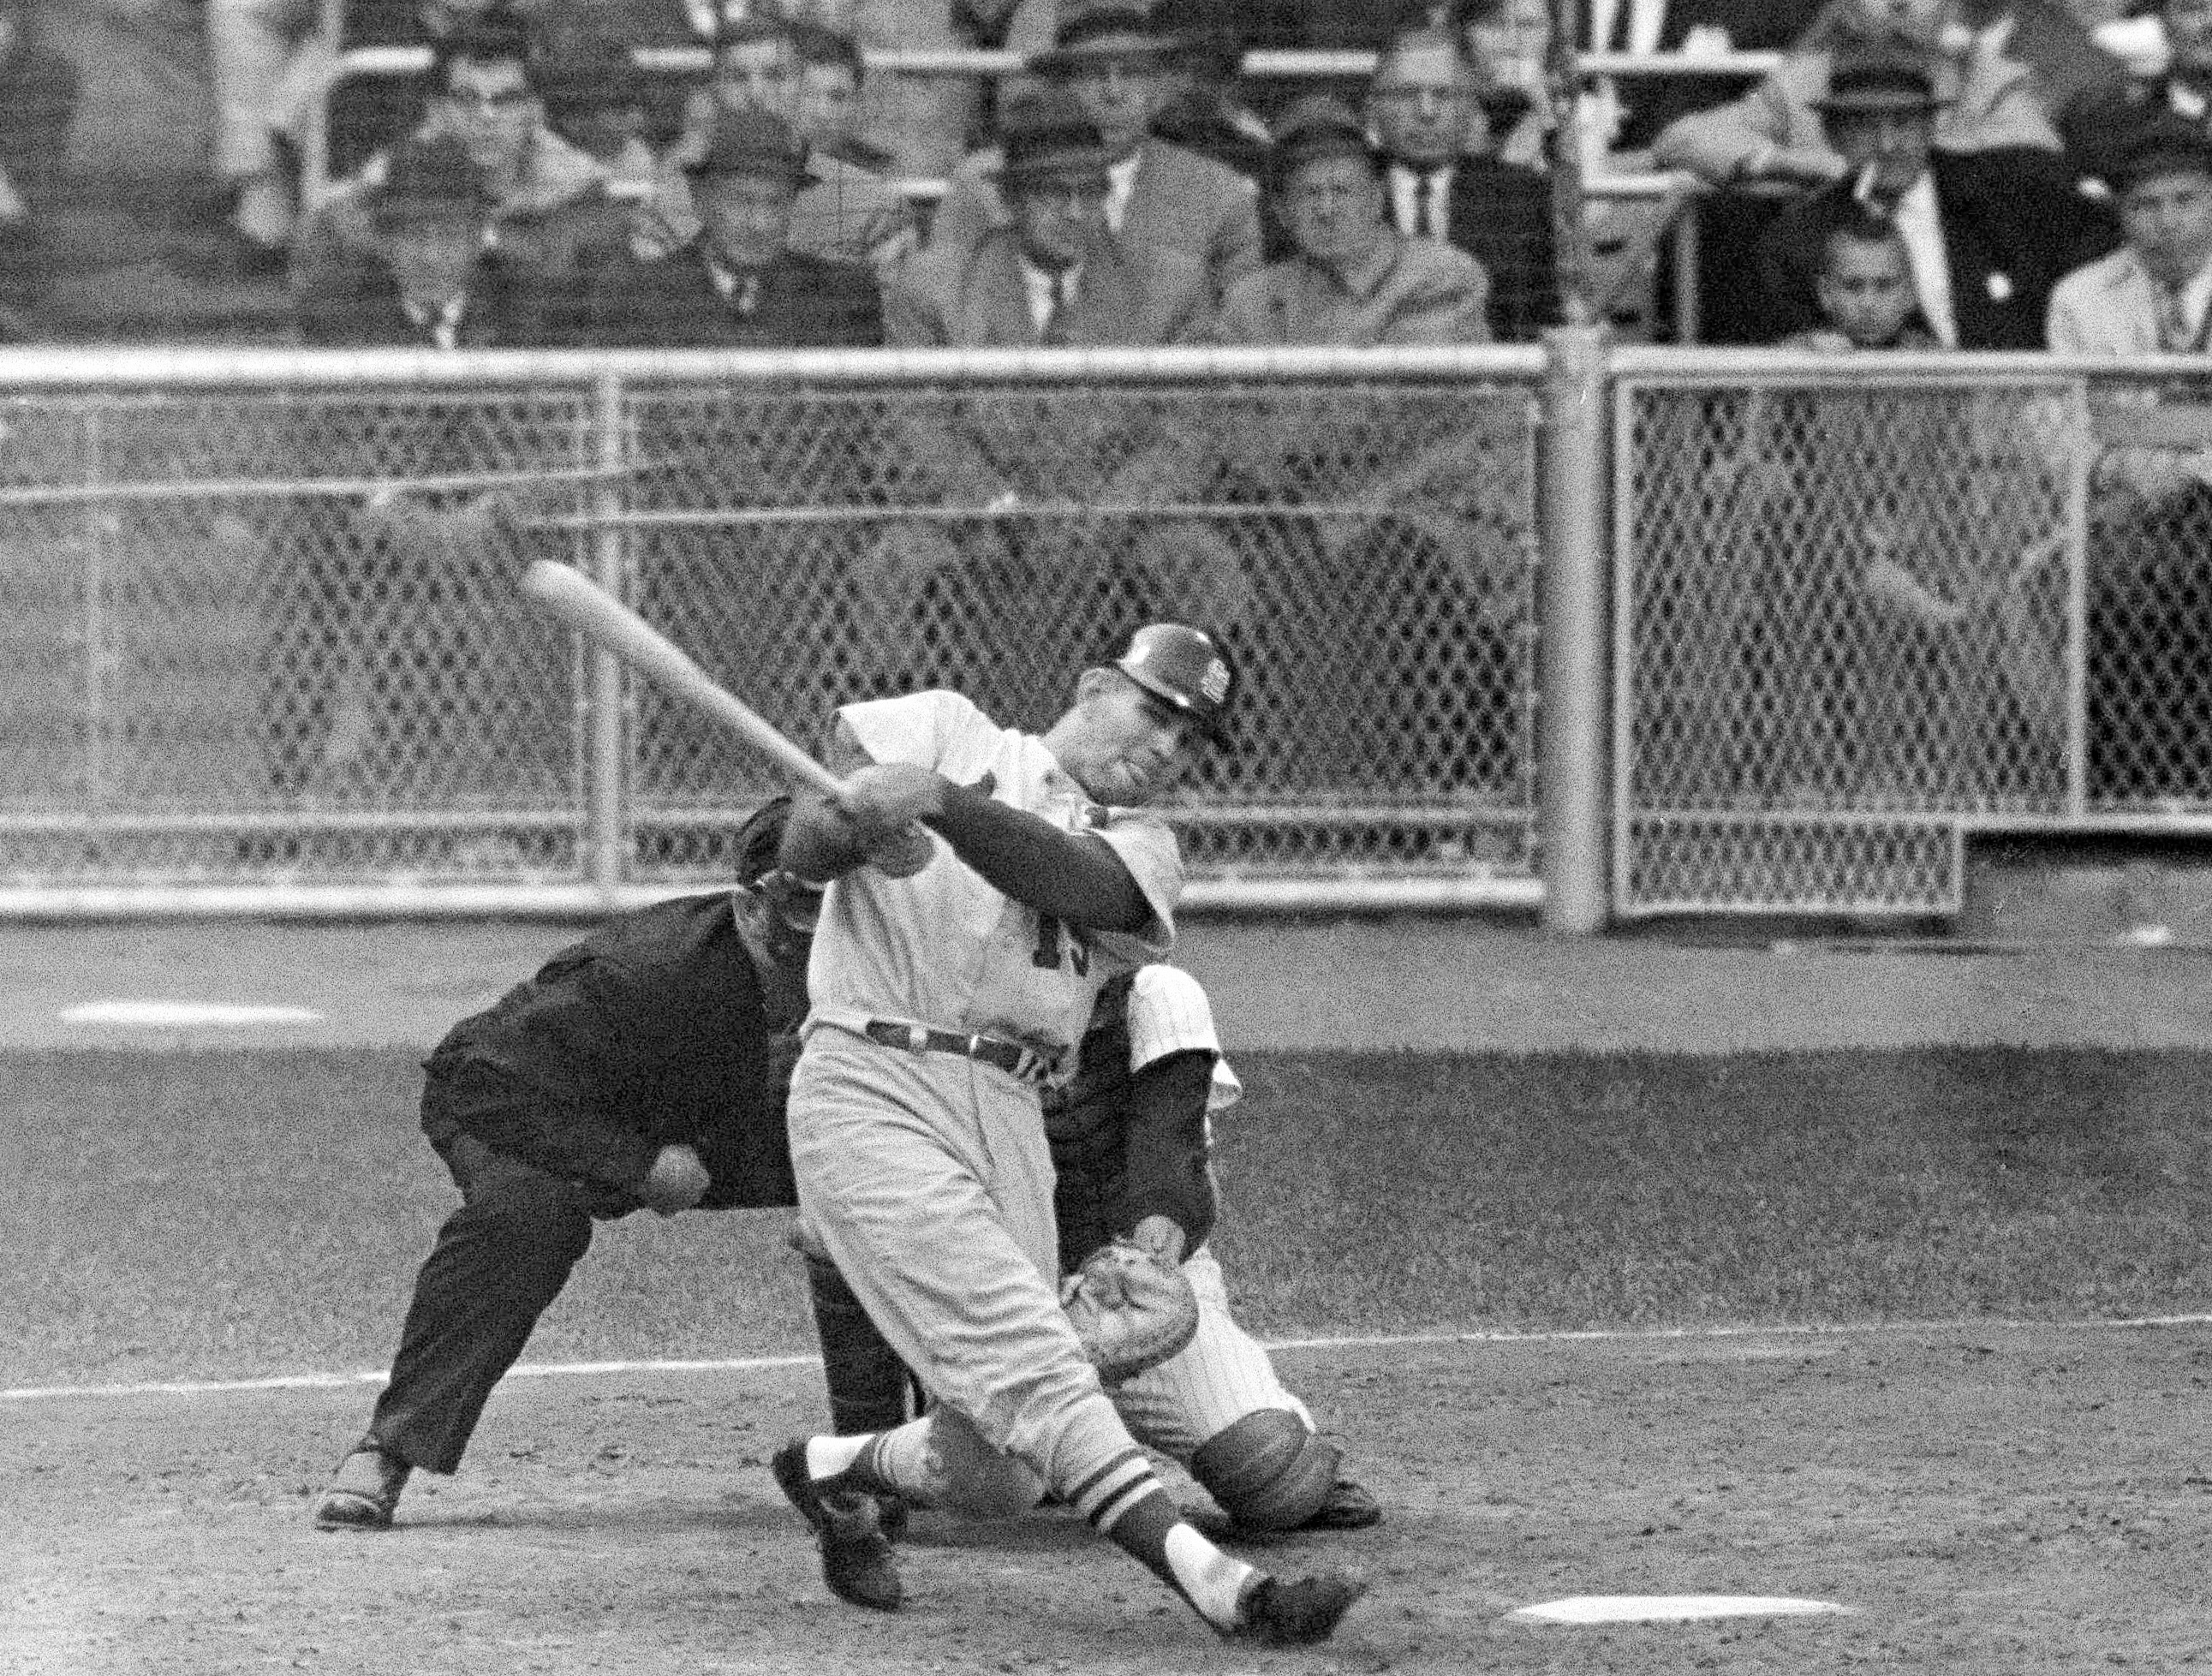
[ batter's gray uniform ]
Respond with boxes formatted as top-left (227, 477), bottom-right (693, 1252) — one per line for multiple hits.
top-left (789, 688), bottom-right (1184, 1511)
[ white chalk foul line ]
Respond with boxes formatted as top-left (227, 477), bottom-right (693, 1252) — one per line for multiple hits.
top-left (5, 1314), bottom-right (2207, 1405)
top-left (60, 999), bottom-right (325, 1028)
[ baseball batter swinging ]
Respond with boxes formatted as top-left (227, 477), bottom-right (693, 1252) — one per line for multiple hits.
top-left (769, 624), bottom-right (1367, 1645)
top-left (807, 960), bottom-right (1385, 1536)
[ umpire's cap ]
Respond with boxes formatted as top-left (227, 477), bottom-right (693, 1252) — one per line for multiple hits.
top-left (1116, 623), bottom-right (1235, 746)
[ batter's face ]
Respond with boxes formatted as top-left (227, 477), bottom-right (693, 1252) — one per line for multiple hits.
top-left (1056, 670), bottom-right (1200, 806)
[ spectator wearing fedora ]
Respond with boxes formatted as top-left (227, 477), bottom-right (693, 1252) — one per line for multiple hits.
top-left (295, 132), bottom-right (559, 344)
top-left (2048, 115), bottom-right (2212, 802)
top-left (637, 14), bottom-right (921, 272)
top-left (1753, 46), bottom-right (2115, 346)
top-left (1650, 0), bottom-right (2061, 191)
top-left (926, 2), bottom-right (1263, 301)
top-left (297, 11), bottom-right (634, 327)
top-left (886, 88), bottom-right (1212, 344)
top-left (580, 107), bottom-right (882, 344)
top-left (1212, 93), bottom-right (1490, 343)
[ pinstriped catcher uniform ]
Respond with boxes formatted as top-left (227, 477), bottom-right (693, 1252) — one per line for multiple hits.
top-left (1042, 964), bottom-right (1378, 1530)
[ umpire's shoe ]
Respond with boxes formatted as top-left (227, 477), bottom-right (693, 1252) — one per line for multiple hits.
top-left (313, 1440), bottom-right (411, 1530)
top-left (1232, 1568), bottom-right (1368, 1645)
top-left (771, 1440), bottom-right (903, 1611)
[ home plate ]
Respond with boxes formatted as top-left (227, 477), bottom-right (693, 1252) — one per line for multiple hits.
top-left (61, 1000), bottom-right (324, 1029)
top-left (1509, 1595), bottom-right (1849, 1625)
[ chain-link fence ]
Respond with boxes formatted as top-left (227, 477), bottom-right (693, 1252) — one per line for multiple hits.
top-left (0, 350), bottom-right (1542, 905)
top-left (1613, 359), bottom-right (2212, 917)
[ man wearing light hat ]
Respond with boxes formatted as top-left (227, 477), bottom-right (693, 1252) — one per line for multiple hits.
top-left (584, 105), bottom-right (882, 346)
top-left (1753, 46), bottom-right (2115, 347)
top-left (1212, 92), bottom-right (1490, 344)
top-left (925, 1), bottom-right (1262, 301)
top-left (887, 86), bottom-right (1211, 345)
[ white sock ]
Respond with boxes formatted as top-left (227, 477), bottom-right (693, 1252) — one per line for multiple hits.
top-left (804, 1432), bottom-right (871, 1480)
top-left (1164, 1524), bottom-right (1258, 1630)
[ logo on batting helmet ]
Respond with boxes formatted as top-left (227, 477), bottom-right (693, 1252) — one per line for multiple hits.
top-left (1115, 623), bottom-right (1234, 746)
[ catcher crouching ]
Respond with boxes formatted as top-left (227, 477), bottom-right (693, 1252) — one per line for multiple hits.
top-left (801, 962), bottom-right (1383, 1537)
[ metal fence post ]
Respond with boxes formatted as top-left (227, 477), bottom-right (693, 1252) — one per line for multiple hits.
top-left (587, 371), bottom-right (628, 893)
top-left (1538, 324), bottom-right (1611, 933)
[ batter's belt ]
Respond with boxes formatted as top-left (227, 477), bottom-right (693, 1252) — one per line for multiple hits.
top-left (861, 1019), bottom-right (1058, 1087)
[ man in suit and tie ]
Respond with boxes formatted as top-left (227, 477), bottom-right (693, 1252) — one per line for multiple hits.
top-left (886, 87), bottom-right (1213, 346)
top-left (1364, 26), bottom-right (1559, 341)
top-left (1754, 47), bottom-right (2115, 348)
top-left (927, 2), bottom-right (1264, 301)
top-left (583, 107), bottom-right (883, 346)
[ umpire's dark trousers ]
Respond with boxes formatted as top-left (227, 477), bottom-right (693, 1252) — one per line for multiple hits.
top-left (367, 1089), bottom-right (636, 1476)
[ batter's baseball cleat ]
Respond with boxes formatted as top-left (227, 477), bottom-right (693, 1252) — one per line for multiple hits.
top-left (771, 1440), bottom-right (904, 1611)
top-left (1231, 1568), bottom-right (1368, 1645)
top-left (312, 1441), bottom-right (411, 1530)
top-left (1303, 1475), bottom-right (1384, 1530)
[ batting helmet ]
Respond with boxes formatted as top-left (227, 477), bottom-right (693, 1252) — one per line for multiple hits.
top-left (1114, 623), bottom-right (1235, 746)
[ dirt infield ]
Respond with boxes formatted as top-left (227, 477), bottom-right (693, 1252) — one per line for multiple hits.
top-left (8, 1322), bottom-right (2209, 1675)
top-left (7, 916), bottom-right (2211, 1673)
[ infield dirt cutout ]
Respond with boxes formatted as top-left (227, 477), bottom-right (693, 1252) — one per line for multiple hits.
top-left (7, 1321), bottom-right (2207, 1676)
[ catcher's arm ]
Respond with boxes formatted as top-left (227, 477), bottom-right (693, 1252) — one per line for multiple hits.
top-left (1114, 1050), bottom-right (1218, 1261)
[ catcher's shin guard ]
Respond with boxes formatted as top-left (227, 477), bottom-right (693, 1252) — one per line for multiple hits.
top-left (1189, 1409), bottom-right (1340, 1532)
top-left (802, 1251), bottom-right (918, 1435)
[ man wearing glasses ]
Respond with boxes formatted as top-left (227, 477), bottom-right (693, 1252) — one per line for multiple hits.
top-left (1364, 25), bottom-right (1558, 342)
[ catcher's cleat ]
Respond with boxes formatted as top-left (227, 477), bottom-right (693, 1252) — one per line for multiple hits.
top-left (1231, 1568), bottom-right (1368, 1646)
top-left (771, 1440), bottom-right (904, 1611)
top-left (312, 1441), bottom-right (411, 1530)
top-left (1303, 1475), bottom-right (1383, 1531)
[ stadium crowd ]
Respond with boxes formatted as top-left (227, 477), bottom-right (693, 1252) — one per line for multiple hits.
top-left (9, 0), bottom-right (2212, 802)
top-left (2, 0), bottom-right (2204, 354)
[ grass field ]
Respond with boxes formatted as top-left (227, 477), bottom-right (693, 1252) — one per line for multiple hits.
top-left (9, 1041), bottom-right (2210, 1675)
top-left (9, 1044), bottom-right (2209, 1390)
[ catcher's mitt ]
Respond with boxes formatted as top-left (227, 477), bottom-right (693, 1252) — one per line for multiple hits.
top-left (1059, 1237), bottom-right (1200, 1383)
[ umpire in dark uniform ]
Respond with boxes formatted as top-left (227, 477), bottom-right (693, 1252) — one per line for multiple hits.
top-left (313, 808), bottom-right (810, 1528)
top-left (574, 107), bottom-right (883, 347)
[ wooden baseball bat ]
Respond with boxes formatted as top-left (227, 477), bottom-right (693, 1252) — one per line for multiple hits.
top-left (518, 559), bottom-right (839, 795)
